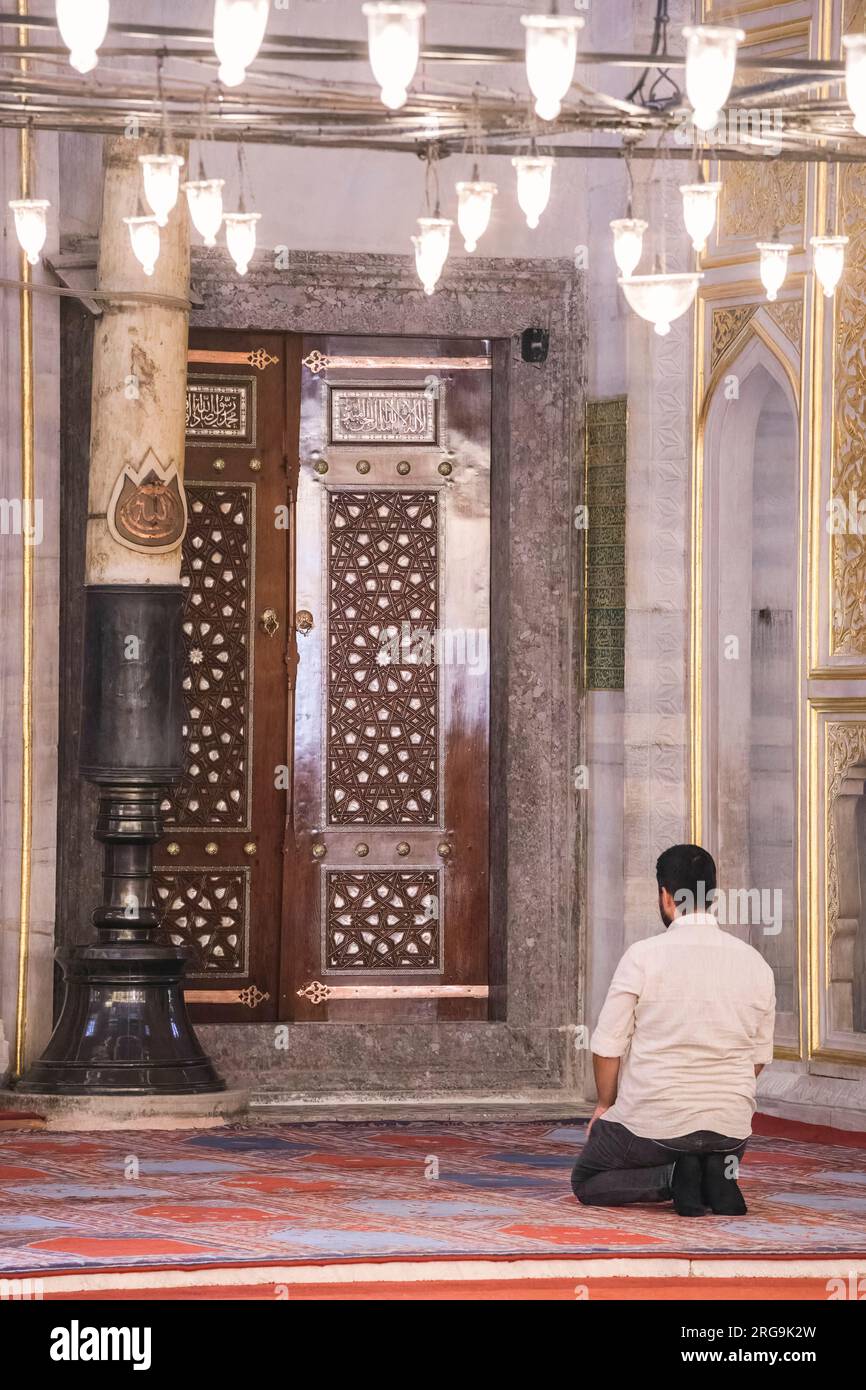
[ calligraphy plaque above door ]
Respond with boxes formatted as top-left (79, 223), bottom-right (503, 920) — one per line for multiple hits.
top-left (186, 373), bottom-right (257, 447)
top-left (329, 386), bottom-right (438, 445)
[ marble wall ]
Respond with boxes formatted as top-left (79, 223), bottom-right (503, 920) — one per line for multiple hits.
top-left (0, 125), bottom-right (61, 1077)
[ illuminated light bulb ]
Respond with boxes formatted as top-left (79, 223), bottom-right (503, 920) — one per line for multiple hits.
top-left (9, 198), bottom-right (50, 266)
top-left (455, 177), bottom-right (497, 253)
top-left (213, 0), bottom-right (271, 87)
top-left (512, 155), bottom-right (554, 229)
top-left (520, 12), bottom-right (584, 122)
top-left (610, 217), bottom-right (648, 278)
top-left (183, 178), bottom-right (225, 247)
top-left (55, 0), bottom-right (110, 74)
top-left (680, 181), bottom-right (722, 253)
top-left (139, 153), bottom-right (185, 228)
top-left (618, 271), bottom-right (703, 337)
top-left (682, 24), bottom-right (744, 133)
top-left (842, 35), bottom-right (866, 135)
top-left (123, 215), bottom-right (160, 276)
top-left (810, 235), bottom-right (849, 298)
top-left (756, 240), bottom-right (793, 302)
top-left (224, 211), bottom-right (261, 275)
top-left (363, 1), bottom-right (426, 110)
top-left (411, 216), bottom-right (452, 295)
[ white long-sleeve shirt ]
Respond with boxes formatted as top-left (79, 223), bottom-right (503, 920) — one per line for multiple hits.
top-left (591, 912), bottom-right (776, 1140)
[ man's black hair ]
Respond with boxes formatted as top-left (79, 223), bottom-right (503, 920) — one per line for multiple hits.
top-left (655, 843), bottom-right (717, 911)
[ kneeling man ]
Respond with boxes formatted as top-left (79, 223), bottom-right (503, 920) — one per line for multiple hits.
top-left (572, 844), bottom-right (775, 1217)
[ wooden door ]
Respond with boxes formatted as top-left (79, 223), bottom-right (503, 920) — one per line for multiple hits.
top-left (283, 336), bottom-right (491, 1022)
top-left (153, 330), bottom-right (292, 1023)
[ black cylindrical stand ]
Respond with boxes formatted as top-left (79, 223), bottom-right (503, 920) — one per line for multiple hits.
top-left (17, 585), bottom-right (224, 1095)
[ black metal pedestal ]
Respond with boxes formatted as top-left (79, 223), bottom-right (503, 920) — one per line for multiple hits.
top-left (17, 585), bottom-right (224, 1096)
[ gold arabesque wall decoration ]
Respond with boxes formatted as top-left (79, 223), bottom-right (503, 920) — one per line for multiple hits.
top-left (693, 0), bottom-right (866, 1067)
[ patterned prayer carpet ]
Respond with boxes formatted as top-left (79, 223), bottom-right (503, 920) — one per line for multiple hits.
top-left (1, 1116), bottom-right (865, 1277)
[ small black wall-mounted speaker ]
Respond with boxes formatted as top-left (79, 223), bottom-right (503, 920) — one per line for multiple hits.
top-left (520, 326), bottom-right (549, 365)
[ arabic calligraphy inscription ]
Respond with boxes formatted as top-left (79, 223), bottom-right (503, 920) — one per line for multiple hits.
top-left (329, 388), bottom-right (437, 445)
top-left (186, 376), bottom-right (256, 447)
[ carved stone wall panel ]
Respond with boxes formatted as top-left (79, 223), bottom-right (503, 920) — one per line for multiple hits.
top-left (323, 867), bottom-right (441, 972)
top-left (718, 160), bottom-right (805, 246)
top-left (163, 484), bottom-right (253, 829)
top-left (826, 720), bottom-right (866, 947)
top-left (766, 299), bottom-right (803, 349)
top-left (711, 305), bottom-right (757, 367)
top-left (328, 489), bottom-right (439, 826)
top-left (704, 12), bottom-right (810, 266)
top-left (709, 301), bottom-right (802, 374)
top-left (824, 718), bottom-right (866, 1039)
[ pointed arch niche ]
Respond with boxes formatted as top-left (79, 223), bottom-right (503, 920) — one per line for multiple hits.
top-left (698, 318), bottom-right (801, 1052)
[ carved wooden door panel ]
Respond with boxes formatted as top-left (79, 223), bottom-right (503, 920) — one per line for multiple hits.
top-left (153, 330), bottom-right (291, 1023)
top-left (284, 335), bottom-right (491, 1022)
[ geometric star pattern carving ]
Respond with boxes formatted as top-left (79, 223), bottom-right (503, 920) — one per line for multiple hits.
top-left (154, 869), bottom-right (248, 976)
top-left (325, 869), bottom-right (440, 971)
top-left (328, 490), bottom-right (439, 825)
top-left (163, 485), bottom-right (251, 828)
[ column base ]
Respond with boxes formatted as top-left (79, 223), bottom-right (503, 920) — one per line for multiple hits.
top-left (16, 943), bottom-right (225, 1096)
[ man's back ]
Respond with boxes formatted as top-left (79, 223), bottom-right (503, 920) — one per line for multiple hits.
top-left (591, 912), bottom-right (776, 1139)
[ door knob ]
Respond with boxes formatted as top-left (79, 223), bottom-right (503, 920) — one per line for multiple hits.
top-left (296, 609), bottom-right (314, 634)
top-left (259, 608), bottom-right (280, 637)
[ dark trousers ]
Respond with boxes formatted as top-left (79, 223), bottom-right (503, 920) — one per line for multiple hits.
top-left (571, 1118), bottom-right (748, 1206)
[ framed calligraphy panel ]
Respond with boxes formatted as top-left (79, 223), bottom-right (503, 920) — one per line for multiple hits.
top-left (186, 374), bottom-right (257, 447)
top-left (328, 387), bottom-right (437, 445)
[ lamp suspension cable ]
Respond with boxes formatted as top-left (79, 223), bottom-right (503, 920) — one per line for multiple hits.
top-left (224, 138), bottom-right (261, 274)
top-left (139, 53), bottom-right (185, 228)
top-left (626, 0), bottom-right (681, 109)
top-left (8, 114), bottom-right (51, 266)
top-left (181, 88), bottom-right (226, 248)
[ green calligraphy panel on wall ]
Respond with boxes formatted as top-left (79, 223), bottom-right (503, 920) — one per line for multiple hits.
top-left (585, 397), bottom-right (627, 691)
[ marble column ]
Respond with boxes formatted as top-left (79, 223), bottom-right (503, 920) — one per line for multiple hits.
top-left (621, 0), bottom-right (696, 947)
top-left (17, 135), bottom-right (223, 1094)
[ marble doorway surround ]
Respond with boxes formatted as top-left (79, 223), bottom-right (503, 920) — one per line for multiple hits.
top-left (54, 251), bottom-right (588, 1102)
